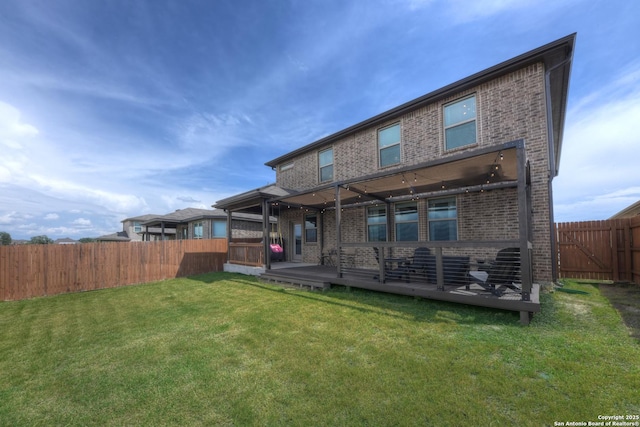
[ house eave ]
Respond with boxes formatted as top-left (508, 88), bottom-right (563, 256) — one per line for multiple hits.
top-left (213, 184), bottom-right (292, 214)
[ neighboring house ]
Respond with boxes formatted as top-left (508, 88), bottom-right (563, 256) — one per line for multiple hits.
top-left (609, 200), bottom-right (640, 219)
top-left (97, 214), bottom-right (159, 242)
top-left (54, 237), bottom-right (78, 244)
top-left (98, 209), bottom-right (271, 242)
top-left (140, 208), bottom-right (272, 241)
top-left (216, 34), bottom-right (576, 324)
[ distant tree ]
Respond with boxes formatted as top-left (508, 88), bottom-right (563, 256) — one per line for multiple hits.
top-left (79, 237), bottom-right (97, 243)
top-left (29, 235), bottom-right (54, 245)
top-left (0, 231), bottom-right (11, 245)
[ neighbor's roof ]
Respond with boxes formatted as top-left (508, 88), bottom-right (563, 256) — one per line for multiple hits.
top-left (142, 208), bottom-right (272, 226)
top-left (96, 231), bottom-right (131, 242)
top-left (265, 33), bottom-right (575, 177)
top-left (609, 200), bottom-right (640, 219)
top-left (121, 214), bottom-right (161, 223)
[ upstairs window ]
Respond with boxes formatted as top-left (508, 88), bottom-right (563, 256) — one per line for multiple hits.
top-left (394, 202), bottom-right (418, 241)
top-left (133, 222), bottom-right (142, 233)
top-left (367, 206), bottom-right (387, 242)
top-left (378, 123), bottom-right (401, 167)
top-left (444, 95), bottom-right (476, 150)
top-left (305, 214), bottom-right (318, 243)
top-left (427, 197), bottom-right (457, 241)
top-left (319, 148), bottom-right (334, 182)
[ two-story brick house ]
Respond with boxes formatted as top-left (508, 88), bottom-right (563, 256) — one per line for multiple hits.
top-left (215, 34), bottom-right (575, 324)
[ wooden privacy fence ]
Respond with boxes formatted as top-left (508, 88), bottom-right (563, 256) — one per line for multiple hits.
top-left (556, 217), bottom-right (640, 284)
top-left (0, 239), bottom-right (228, 301)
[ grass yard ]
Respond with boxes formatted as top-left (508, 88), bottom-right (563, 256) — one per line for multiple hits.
top-left (0, 273), bottom-right (639, 426)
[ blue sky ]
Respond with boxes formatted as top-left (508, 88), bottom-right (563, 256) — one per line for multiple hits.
top-left (1, 0), bottom-right (638, 240)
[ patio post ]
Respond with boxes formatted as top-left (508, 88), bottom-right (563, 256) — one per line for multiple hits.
top-left (226, 209), bottom-right (232, 264)
top-left (262, 198), bottom-right (270, 270)
top-left (516, 140), bottom-right (532, 302)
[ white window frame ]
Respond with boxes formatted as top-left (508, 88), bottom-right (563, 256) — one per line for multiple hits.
top-left (367, 206), bottom-right (387, 242)
top-left (444, 95), bottom-right (477, 150)
top-left (212, 219), bottom-right (226, 238)
top-left (318, 147), bottom-right (334, 183)
top-left (378, 123), bottom-right (401, 168)
top-left (394, 201), bottom-right (418, 242)
top-left (305, 214), bottom-right (318, 243)
top-left (193, 221), bottom-right (204, 239)
top-left (427, 197), bottom-right (458, 241)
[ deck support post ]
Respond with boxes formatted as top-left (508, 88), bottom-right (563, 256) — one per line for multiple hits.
top-left (435, 247), bottom-right (444, 291)
top-left (516, 141), bottom-right (532, 302)
top-left (378, 246), bottom-right (386, 283)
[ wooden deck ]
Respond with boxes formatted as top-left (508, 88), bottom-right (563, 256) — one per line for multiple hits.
top-left (260, 263), bottom-right (540, 325)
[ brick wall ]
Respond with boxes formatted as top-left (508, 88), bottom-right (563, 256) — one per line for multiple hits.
top-left (230, 218), bottom-right (264, 239)
top-left (273, 63), bottom-right (554, 282)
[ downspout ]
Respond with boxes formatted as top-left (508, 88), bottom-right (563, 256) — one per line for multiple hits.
top-left (544, 52), bottom-right (573, 282)
top-left (335, 185), bottom-right (342, 278)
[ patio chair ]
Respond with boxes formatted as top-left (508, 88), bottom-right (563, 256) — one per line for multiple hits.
top-left (372, 247), bottom-right (406, 282)
top-left (418, 253), bottom-right (470, 288)
top-left (469, 247), bottom-right (521, 296)
top-left (399, 247), bottom-right (432, 282)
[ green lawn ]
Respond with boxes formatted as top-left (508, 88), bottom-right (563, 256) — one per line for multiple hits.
top-left (1, 273), bottom-right (638, 426)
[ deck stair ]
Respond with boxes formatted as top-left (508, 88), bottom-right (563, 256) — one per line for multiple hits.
top-left (260, 265), bottom-right (333, 291)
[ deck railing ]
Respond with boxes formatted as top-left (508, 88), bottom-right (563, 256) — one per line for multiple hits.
top-left (335, 241), bottom-right (529, 300)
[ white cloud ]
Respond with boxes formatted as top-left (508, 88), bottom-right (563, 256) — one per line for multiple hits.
top-left (0, 211), bottom-right (18, 225)
top-left (72, 218), bottom-right (92, 226)
top-left (554, 64), bottom-right (640, 221)
top-left (44, 213), bottom-right (59, 220)
top-left (0, 101), bottom-right (39, 146)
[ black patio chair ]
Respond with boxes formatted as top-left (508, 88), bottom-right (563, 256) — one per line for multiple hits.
top-left (372, 247), bottom-right (406, 282)
top-left (400, 247), bottom-right (432, 282)
top-left (469, 247), bottom-right (521, 296)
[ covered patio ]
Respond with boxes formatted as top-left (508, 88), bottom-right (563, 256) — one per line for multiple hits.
top-left (216, 139), bottom-right (540, 324)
